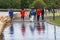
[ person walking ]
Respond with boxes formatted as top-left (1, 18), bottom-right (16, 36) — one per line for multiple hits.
top-left (20, 8), bottom-right (25, 21)
top-left (34, 9), bottom-right (36, 21)
top-left (36, 8), bottom-right (41, 22)
top-left (9, 9), bottom-right (13, 22)
top-left (41, 8), bottom-right (44, 20)
top-left (30, 8), bottom-right (35, 22)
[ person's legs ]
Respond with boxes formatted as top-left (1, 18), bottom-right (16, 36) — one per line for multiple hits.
top-left (30, 15), bottom-right (34, 22)
top-left (32, 16), bottom-right (34, 22)
top-left (37, 16), bottom-right (38, 21)
top-left (21, 16), bottom-right (23, 21)
top-left (30, 16), bottom-right (32, 22)
top-left (23, 16), bottom-right (24, 21)
top-left (9, 14), bottom-right (13, 21)
top-left (34, 15), bottom-right (36, 20)
top-left (10, 16), bottom-right (13, 22)
top-left (37, 16), bottom-right (40, 22)
top-left (42, 15), bottom-right (44, 20)
top-left (21, 16), bottom-right (24, 21)
top-left (37, 16), bottom-right (39, 21)
top-left (38, 16), bottom-right (40, 22)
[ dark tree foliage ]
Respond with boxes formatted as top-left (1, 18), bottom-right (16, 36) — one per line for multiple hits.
top-left (0, 0), bottom-right (60, 9)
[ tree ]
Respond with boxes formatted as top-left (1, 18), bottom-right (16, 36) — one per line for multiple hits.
top-left (0, 0), bottom-right (60, 9)
top-left (32, 0), bottom-right (46, 9)
top-left (55, 0), bottom-right (60, 8)
top-left (27, 0), bottom-right (34, 8)
top-left (43, 0), bottom-right (60, 9)
top-left (0, 0), bottom-right (21, 9)
top-left (20, 0), bottom-right (29, 8)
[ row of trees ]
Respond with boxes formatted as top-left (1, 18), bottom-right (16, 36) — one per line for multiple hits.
top-left (44, 0), bottom-right (60, 9)
top-left (0, 0), bottom-right (60, 9)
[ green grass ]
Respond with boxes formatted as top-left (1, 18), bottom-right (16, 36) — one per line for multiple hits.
top-left (44, 12), bottom-right (60, 17)
top-left (49, 18), bottom-right (60, 25)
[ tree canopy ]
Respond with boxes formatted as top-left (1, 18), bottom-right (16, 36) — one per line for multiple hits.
top-left (32, 0), bottom-right (46, 8)
top-left (0, 0), bottom-right (60, 9)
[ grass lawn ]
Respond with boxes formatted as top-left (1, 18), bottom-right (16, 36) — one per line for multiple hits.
top-left (49, 18), bottom-right (60, 25)
top-left (44, 12), bottom-right (60, 17)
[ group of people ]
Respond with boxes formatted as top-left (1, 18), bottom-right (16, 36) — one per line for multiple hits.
top-left (9, 8), bottom-right (44, 22)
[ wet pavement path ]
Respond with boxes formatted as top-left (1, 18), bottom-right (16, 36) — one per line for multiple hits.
top-left (0, 12), bottom-right (60, 40)
top-left (1, 21), bottom-right (60, 40)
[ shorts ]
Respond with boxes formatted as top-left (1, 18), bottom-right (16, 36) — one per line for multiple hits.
top-left (10, 15), bottom-right (13, 19)
top-left (21, 16), bottom-right (24, 20)
top-left (30, 16), bottom-right (34, 22)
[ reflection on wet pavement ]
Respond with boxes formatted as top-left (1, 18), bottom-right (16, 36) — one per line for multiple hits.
top-left (21, 22), bottom-right (26, 36)
top-left (10, 21), bottom-right (14, 34)
top-left (1, 21), bottom-right (60, 40)
top-left (42, 22), bottom-right (45, 33)
top-left (36, 22), bottom-right (42, 35)
top-left (29, 22), bottom-right (36, 35)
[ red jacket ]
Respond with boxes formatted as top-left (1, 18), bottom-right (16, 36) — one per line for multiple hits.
top-left (36, 9), bottom-right (41, 16)
top-left (21, 10), bottom-right (25, 17)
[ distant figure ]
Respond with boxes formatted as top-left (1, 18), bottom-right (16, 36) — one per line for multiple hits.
top-left (9, 9), bottom-right (13, 21)
top-left (34, 9), bottom-right (36, 20)
top-left (20, 8), bottom-right (25, 21)
top-left (9, 9), bottom-right (14, 34)
top-left (52, 9), bottom-right (55, 13)
top-left (36, 8), bottom-right (41, 22)
top-left (30, 8), bottom-right (35, 22)
top-left (41, 8), bottom-right (44, 20)
top-left (48, 8), bottom-right (51, 13)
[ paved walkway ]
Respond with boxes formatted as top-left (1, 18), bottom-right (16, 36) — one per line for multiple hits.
top-left (13, 16), bottom-right (60, 22)
top-left (0, 11), bottom-right (60, 40)
top-left (1, 21), bottom-right (60, 40)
